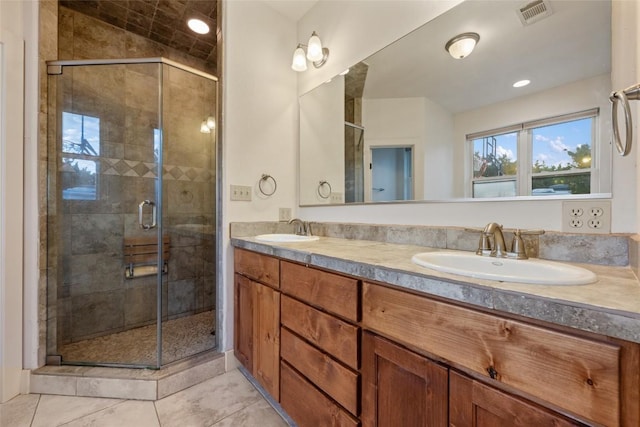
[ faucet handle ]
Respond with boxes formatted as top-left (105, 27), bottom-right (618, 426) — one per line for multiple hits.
top-left (509, 229), bottom-right (544, 259)
top-left (465, 227), bottom-right (494, 255)
top-left (510, 230), bottom-right (527, 259)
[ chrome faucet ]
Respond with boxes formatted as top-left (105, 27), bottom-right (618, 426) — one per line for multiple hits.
top-left (483, 222), bottom-right (507, 258)
top-left (288, 218), bottom-right (310, 236)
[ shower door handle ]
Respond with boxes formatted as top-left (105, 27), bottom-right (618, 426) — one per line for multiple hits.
top-left (138, 200), bottom-right (157, 230)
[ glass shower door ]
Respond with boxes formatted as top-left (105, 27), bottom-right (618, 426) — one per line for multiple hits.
top-left (48, 61), bottom-right (163, 368)
top-left (159, 63), bottom-right (217, 365)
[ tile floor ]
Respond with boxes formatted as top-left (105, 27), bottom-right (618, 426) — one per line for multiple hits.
top-left (0, 369), bottom-right (289, 427)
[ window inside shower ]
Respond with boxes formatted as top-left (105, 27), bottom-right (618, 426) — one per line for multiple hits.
top-left (46, 59), bottom-right (218, 369)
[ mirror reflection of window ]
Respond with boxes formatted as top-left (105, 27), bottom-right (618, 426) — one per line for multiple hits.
top-left (472, 132), bottom-right (518, 198)
top-left (531, 117), bottom-right (593, 196)
top-left (469, 109), bottom-right (597, 198)
top-left (61, 112), bottom-right (100, 200)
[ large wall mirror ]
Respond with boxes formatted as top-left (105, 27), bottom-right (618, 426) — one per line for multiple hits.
top-left (299, 0), bottom-right (612, 206)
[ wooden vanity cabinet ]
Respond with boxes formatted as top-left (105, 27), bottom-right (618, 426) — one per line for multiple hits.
top-left (233, 248), bottom-right (639, 427)
top-left (362, 281), bottom-right (625, 426)
top-left (233, 249), bottom-right (280, 400)
top-left (449, 371), bottom-right (585, 427)
top-left (362, 332), bottom-right (448, 427)
top-left (279, 261), bottom-right (361, 426)
top-left (233, 274), bottom-right (253, 370)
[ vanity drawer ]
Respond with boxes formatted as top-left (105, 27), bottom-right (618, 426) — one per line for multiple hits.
top-left (281, 295), bottom-right (359, 370)
top-left (362, 282), bottom-right (621, 427)
top-left (234, 248), bottom-right (279, 288)
top-left (281, 328), bottom-right (359, 415)
top-left (280, 361), bottom-right (360, 427)
top-left (281, 261), bottom-right (358, 321)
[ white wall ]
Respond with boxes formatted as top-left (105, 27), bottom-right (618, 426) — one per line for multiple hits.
top-left (296, 0), bottom-right (637, 234)
top-left (299, 76), bottom-right (344, 204)
top-left (363, 97), bottom-right (427, 201)
top-left (0, 0), bottom-right (36, 402)
top-left (222, 0), bottom-right (298, 351)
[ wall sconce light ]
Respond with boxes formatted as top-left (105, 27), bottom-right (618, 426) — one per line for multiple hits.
top-left (200, 116), bottom-right (215, 133)
top-left (445, 32), bottom-right (480, 59)
top-left (291, 31), bottom-right (330, 72)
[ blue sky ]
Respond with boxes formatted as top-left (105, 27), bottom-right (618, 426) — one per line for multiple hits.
top-left (477, 117), bottom-right (592, 169)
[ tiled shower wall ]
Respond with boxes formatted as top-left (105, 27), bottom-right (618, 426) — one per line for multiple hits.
top-left (46, 6), bottom-right (217, 351)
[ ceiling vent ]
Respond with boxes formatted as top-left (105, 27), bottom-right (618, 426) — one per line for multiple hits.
top-left (517, 0), bottom-right (553, 26)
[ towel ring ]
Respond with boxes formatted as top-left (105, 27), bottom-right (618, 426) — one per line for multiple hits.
top-left (610, 83), bottom-right (640, 157)
top-left (259, 174), bottom-right (277, 196)
top-left (317, 180), bottom-right (332, 199)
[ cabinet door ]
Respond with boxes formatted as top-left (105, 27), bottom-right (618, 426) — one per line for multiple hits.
top-left (234, 274), bottom-right (253, 372)
top-left (362, 332), bottom-right (448, 427)
top-left (253, 282), bottom-right (280, 400)
top-left (450, 371), bottom-right (585, 427)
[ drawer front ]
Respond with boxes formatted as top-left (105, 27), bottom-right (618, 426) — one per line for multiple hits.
top-left (234, 248), bottom-right (279, 288)
top-left (281, 295), bottom-right (359, 370)
top-left (281, 261), bottom-right (358, 322)
top-left (362, 282), bottom-right (621, 427)
top-left (281, 328), bottom-right (359, 416)
top-left (280, 361), bottom-right (360, 427)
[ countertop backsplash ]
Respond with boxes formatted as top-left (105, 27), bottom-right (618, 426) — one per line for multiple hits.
top-left (230, 221), bottom-right (631, 268)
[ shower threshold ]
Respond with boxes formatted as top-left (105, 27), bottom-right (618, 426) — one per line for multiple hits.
top-left (30, 349), bottom-right (225, 400)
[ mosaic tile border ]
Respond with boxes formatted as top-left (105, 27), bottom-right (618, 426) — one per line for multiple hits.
top-left (62, 157), bottom-right (214, 182)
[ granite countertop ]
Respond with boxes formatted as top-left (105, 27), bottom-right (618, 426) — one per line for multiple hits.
top-left (232, 235), bottom-right (640, 344)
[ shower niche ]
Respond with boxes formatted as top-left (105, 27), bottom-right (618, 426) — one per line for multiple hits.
top-left (46, 58), bottom-right (218, 368)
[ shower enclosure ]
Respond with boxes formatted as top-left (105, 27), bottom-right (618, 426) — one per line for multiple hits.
top-left (46, 58), bottom-right (218, 368)
top-left (345, 122), bottom-right (364, 203)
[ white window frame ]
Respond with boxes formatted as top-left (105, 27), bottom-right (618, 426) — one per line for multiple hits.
top-left (468, 108), bottom-right (598, 198)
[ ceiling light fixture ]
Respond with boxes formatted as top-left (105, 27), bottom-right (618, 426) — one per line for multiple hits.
top-left (445, 32), bottom-right (480, 59)
top-left (187, 18), bottom-right (210, 35)
top-left (291, 31), bottom-right (330, 72)
top-left (513, 79), bottom-right (531, 88)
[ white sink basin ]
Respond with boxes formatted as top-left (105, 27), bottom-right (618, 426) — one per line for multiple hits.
top-left (411, 251), bottom-right (597, 285)
top-left (255, 234), bottom-right (320, 243)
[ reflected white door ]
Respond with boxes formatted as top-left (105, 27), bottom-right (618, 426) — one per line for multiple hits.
top-left (371, 147), bottom-right (413, 202)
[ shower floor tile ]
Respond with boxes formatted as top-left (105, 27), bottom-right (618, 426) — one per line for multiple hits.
top-left (59, 310), bottom-right (215, 366)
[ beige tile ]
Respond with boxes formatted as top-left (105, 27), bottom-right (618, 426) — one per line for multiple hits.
top-left (31, 394), bottom-right (122, 427)
top-left (211, 400), bottom-right (288, 427)
top-left (62, 400), bottom-right (160, 427)
top-left (157, 353), bottom-right (225, 399)
top-left (30, 374), bottom-right (77, 395)
top-left (155, 369), bottom-right (262, 427)
top-left (0, 394), bottom-right (40, 427)
top-left (76, 377), bottom-right (157, 400)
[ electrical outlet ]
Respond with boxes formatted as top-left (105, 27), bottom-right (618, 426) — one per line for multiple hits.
top-left (279, 208), bottom-right (292, 222)
top-left (587, 218), bottom-right (603, 229)
top-left (230, 185), bottom-right (252, 201)
top-left (569, 218), bottom-right (583, 228)
top-left (330, 192), bottom-right (343, 204)
top-left (562, 200), bottom-right (610, 233)
top-left (569, 207), bottom-right (584, 217)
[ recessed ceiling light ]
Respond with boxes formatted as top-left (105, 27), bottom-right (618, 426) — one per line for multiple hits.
top-left (187, 18), bottom-right (210, 35)
top-left (513, 79), bottom-right (531, 88)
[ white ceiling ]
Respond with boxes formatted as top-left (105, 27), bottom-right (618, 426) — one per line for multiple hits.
top-left (260, 0), bottom-right (319, 21)
top-left (362, 0), bottom-right (611, 113)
